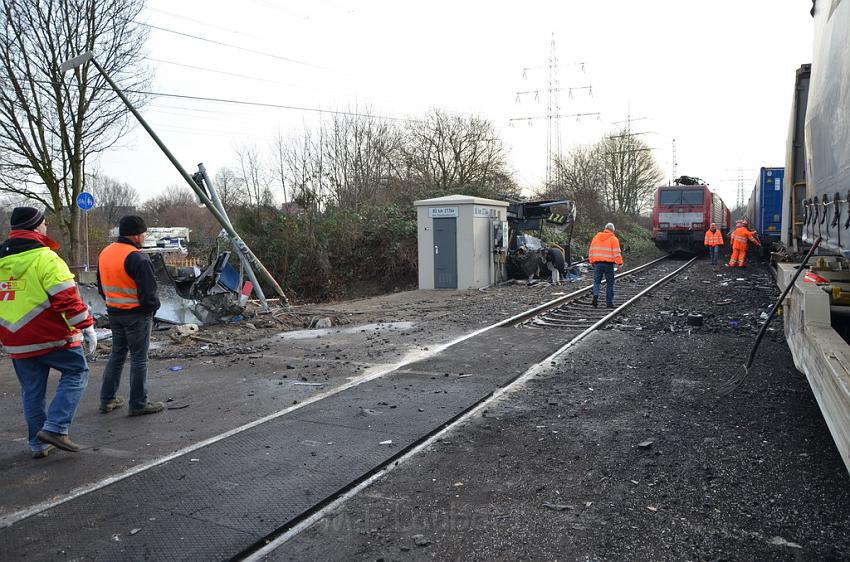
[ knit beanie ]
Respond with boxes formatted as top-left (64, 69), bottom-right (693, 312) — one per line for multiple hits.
top-left (118, 215), bottom-right (147, 236)
top-left (10, 207), bottom-right (45, 231)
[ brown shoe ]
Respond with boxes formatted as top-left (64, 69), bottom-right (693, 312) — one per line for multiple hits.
top-left (32, 445), bottom-right (56, 459)
top-left (100, 396), bottom-right (125, 413)
top-left (36, 430), bottom-right (81, 452)
top-left (128, 401), bottom-right (165, 416)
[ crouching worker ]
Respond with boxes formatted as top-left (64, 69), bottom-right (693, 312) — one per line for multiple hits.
top-left (0, 207), bottom-right (96, 457)
top-left (546, 244), bottom-right (566, 285)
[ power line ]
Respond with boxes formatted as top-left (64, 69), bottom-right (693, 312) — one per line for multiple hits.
top-left (40, 78), bottom-right (416, 122)
top-left (130, 88), bottom-right (417, 121)
top-left (141, 22), bottom-right (318, 68)
top-left (146, 57), bottom-right (303, 88)
top-left (144, 6), bottom-right (263, 40)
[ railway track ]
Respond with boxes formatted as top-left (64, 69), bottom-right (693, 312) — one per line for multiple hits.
top-left (0, 255), bottom-right (698, 562)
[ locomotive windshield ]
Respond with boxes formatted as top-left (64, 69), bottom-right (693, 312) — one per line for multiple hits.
top-left (659, 189), bottom-right (703, 205)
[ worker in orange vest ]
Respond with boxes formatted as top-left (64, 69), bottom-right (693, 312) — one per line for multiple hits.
top-left (97, 216), bottom-right (163, 417)
top-left (588, 222), bottom-right (623, 308)
top-left (728, 219), bottom-right (760, 267)
top-left (704, 222), bottom-right (724, 267)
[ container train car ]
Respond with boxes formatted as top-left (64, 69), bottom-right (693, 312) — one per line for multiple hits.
top-left (745, 167), bottom-right (785, 254)
top-left (774, 1), bottom-right (850, 475)
top-left (651, 179), bottom-right (731, 254)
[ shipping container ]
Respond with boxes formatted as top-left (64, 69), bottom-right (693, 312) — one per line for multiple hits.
top-left (746, 167), bottom-right (784, 241)
top-left (781, 64), bottom-right (811, 248)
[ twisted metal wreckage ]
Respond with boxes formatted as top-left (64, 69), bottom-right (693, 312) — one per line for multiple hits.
top-left (60, 51), bottom-right (287, 325)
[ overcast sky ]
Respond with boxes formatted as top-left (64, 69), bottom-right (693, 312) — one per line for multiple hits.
top-left (94, 0), bottom-right (814, 210)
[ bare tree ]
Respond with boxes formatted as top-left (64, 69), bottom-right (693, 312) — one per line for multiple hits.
top-left (549, 144), bottom-right (607, 223)
top-left (319, 111), bottom-right (402, 210)
top-left (403, 109), bottom-right (510, 198)
top-left (235, 143), bottom-right (274, 213)
top-left (598, 130), bottom-right (662, 215)
top-left (213, 167), bottom-right (246, 212)
top-left (0, 0), bottom-right (150, 261)
top-left (86, 172), bottom-right (140, 227)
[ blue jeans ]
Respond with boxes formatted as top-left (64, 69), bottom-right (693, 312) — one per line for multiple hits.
top-left (709, 245), bottom-right (720, 265)
top-left (101, 313), bottom-right (152, 409)
top-left (13, 347), bottom-right (89, 452)
top-left (592, 262), bottom-right (615, 305)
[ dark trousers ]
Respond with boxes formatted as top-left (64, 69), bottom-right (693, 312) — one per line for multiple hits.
top-left (592, 262), bottom-right (615, 305)
top-left (101, 312), bottom-right (152, 409)
top-left (709, 245), bottom-right (720, 265)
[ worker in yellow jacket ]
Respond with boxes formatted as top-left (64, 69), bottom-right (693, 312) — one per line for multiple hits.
top-left (0, 207), bottom-right (97, 457)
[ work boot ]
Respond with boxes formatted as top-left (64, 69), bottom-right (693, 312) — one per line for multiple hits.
top-left (32, 445), bottom-right (56, 459)
top-left (592, 296), bottom-right (598, 307)
top-left (99, 396), bottom-right (125, 414)
top-left (606, 304), bottom-right (614, 308)
top-left (36, 430), bottom-right (81, 452)
top-left (129, 402), bottom-right (165, 417)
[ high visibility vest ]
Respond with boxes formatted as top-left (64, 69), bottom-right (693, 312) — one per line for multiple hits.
top-left (588, 229), bottom-right (623, 265)
top-left (704, 229), bottom-right (723, 246)
top-left (730, 227), bottom-right (755, 251)
top-left (99, 242), bottom-right (141, 310)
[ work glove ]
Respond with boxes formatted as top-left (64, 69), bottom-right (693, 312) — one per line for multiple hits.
top-left (82, 326), bottom-right (98, 355)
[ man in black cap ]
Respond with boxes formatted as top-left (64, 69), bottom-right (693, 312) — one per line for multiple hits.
top-left (97, 215), bottom-right (163, 416)
top-left (0, 207), bottom-right (97, 457)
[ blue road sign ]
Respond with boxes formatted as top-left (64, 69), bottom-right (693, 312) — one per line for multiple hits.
top-left (76, 191), bottom-right (95, 211)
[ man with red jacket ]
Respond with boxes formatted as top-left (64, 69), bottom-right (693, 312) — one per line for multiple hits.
top-left (588, 222), bottom-right (624, 308)
top-left (97, 215), bottom-right (163, 416)
top-left (0, 207), bottom-right (97, 457)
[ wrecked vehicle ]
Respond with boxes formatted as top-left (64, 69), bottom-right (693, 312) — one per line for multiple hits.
top-left (505, 198), bottom-right (577, 281)
top-left (78, 230), bottom-right (252, 326)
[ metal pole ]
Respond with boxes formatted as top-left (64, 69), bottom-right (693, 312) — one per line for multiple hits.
top-left (196, 163), bottom-right (269, 311)
top-left (87, 57), bottom-right (289, 305)
top-left (84, 210), bottom-right (90, 271)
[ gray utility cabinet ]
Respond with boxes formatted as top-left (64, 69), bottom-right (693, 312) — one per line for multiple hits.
top-left (414, 195), bottom-right (508, 290)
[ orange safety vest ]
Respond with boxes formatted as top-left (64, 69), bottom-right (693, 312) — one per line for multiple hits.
top-left (704, 229), bottom-right (723, 246)
top-left (730, 226), bottom-right (758, 251)
top-left (98, 242), bottom-right (141, 310)
top-left (588, 229), bottom-right (623, 265)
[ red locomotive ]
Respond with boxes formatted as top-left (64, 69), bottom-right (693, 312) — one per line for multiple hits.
top-left (651, 176), bottom-right (731, 254)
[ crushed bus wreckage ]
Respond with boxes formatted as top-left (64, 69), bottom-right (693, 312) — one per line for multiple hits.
top-left (78, 227), bottom-right (255, 326)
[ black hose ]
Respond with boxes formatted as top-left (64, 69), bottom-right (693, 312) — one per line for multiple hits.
top-left (718, 236), bottom-right (822, 395)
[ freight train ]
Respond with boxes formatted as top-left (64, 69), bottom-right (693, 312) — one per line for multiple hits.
top-left (744, 167), bottom-right (785, 256)
top-left (773, 2), bottom-right (850, 475)
top-left (651, 177), bottom-right (731, 254)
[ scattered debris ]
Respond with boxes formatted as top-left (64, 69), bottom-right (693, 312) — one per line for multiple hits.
top-left (128, 528), bottom-right (141, 536)
top-left (637, 440), bottom-right (654, 449)
top-left (412, 534), bottom-right (431, 547)
top-left (293, 382), bottom-right (325, 387)
top-left (168, 366), bottom-right (184, 372)
top-left (310, 317), bottom-right (333, 329)
top-left (543, 502), bottom-right (575, 511)
top-left (646, 506), bottom-right (658, 512)
top-left (379, 440), bottom-right (393, 446)
top-left (169, 323), bottom-right (199, 342)
top-left (768, 536), bottom-right (803, 549)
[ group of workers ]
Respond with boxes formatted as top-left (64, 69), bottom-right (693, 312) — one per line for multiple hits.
top-left (705, 219), bottom-right (761, 268)
top-left (0, 208), bottom-right (162, 458)
top-left (585, 218), bottom-right (761, 310)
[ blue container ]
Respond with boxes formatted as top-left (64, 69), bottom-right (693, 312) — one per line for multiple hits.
top-left (747, 167), bottom-right (784, 241)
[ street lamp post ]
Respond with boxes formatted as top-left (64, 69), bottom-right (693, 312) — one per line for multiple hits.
top-left (60, 51), bottom-right (285, 308)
